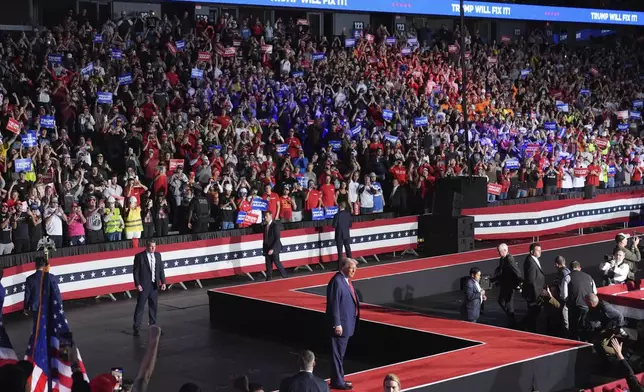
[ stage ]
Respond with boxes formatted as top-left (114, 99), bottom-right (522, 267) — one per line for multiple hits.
top-left (209, 231), bottom-right (624, 391)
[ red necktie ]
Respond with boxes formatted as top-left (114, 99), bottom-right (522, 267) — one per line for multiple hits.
top-left (348, 280), bottom-right (358, 315)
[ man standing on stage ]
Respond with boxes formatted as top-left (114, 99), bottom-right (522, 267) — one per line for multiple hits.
top-left (326, 258), bottom-right (359, 390)
top-left (494, 243), bottom-right (522, 327)
top-left (566, 261), bottom-right (597, 340)
top-left (263, 211), bottom-right (287, 281)
top-left (24, 257), bottom-right (61, 319)
top-left (333, 202), bottom-right (352, 262)
top-left (523, 242), bottom-right (545, 332)
top-left (132, 240), bottom-right (166, 337)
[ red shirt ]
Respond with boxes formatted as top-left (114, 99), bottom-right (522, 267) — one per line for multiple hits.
top-left (263, 193), bottom-right (280, 216)
top-left (279, 195), bottom-right (293, 219)
top-left (390, 166), bottom-right (407, 184)
top-left (587, 164), bottom-right (600, 186)
top-left (320, 184), bottom-right (336, 208)
top-left (305, 189), bottom-right (321, 211)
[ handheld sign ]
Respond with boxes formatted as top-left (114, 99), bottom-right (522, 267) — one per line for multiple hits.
top-left (236, 212), bottom-right (247, 225)
top-left (312, 208), bottom-right (325, 221)
top-left (175, 40), bottom-right (185, 51)
top-left (312, 53), bottom-right (326, 61)
top-left (169, 159), bottom-right (183, 172)
top-left (574, 168), bottom-right (588, 177)
top-left (97, 92), bottom-right (113, 104)
top-left (350, 125), bottom-right (361, 137)
top-left (111, 49), bottom-right (122, 60)
top-left (276, 144), bottom-right (288, 154)
top-left (345, 38), bottom-right (356, 48)
top-left (198, 52), bottom-right (211, 62)
top-left (48, 54), bottom-right (62, 64)
top-left (487, 183), bottom-right (502, 196)
top-left (385, 134), bottom-right (399, 144)
top-left (385, 37), bottom-right (396, 45)
top-left (505, 158), bottom-right (520, 169)
top-left (382, 109), bottom-right (393, 121)
top-left (414, 116), bottom-right (428, 127)
top-left (329, 140), bottom-right (341, 152)
top-left (81, 63), bottom-right (94, 76)
top-left (40, 116), bottom-right (55, 128)
top-left (544, 122), bottom-right (557, 131)
top-left (6, 117), bottom-right (20, 134)
top-left (251, 198), bottom-right (268, 211)
top-left (119, 73), bottom-right (133, 85)
top-left (191, 68), bottom-right (204, 80)
top-left (15, 158), bottom-right (32, 173)
top-left (93, 34), bottom-right (103, 43)
top-left (21, 131), bottom-right (38, 148)
top-left (325, 206), bottom-right (339, 219)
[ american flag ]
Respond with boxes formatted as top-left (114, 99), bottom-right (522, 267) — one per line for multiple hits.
top-left (24, 271), bottom-right (88, 392)
top-left (0, 301), bottom-right (18, 367)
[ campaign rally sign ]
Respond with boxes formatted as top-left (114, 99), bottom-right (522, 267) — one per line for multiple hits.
top-left (401, 47), bottom-right (412, 55)
top-left (81, 63), bottom-right (94, 76)
top-left (385, 134), bottom-right (399, 144)
top-left (251, 198), bottom-right (268, 211)
top-left (350, 125), bottom-right (361, 137)
top-left (501, 35), bottom-right (512, 43)
top-left (97, 92), bottom-right (113, 104)
top-left (616, 110), bottom-right (629, 120)
top-left (353, 30), bottom-right (361, 39)
top-left (166, 42), bottom-right (176, 54)
top-left (634, 100), bottom-right (644, 108)
top-left (48, 54), bottom-right (62, 64)
top-left (580, 89), bottom-right (591, 95)
top-left (198, 52), bottom-right (211, 62)
top-left (191, 68), bottom-right (204, 79)
top-left (595, 138), bottom-right (608, 149)
top-left (520, 69), bottom-right (531, 77)
top-left (631, 111), bottom-right (642, 119)
top-left (6, 117), bottom-right (20, 134)
top-left (382, 109), bottom-right (394, 121)
top-left (505, 158), bottom-right (520, 169)
top-left (14, 158), bottom-right (31, 173)
top-left (21, 131), bottom-right (38, 148)
top-left (325, 206), bottom-right (339, 219)
top-left (385, 37), bottom-right (396, 45)
top-left (297, 19), bottom-right (309, 26)
top-left (556, 103), bottom-right (569, 112)
top-left (176, 40), bottom-right (186, 51)
top-left (236, 211), bottom-right (247, 225)
top-left (40, 115), bottom-right (55, 128)
top-left (261, 44), bottom-right (273, 54)
top-left (414, 116), bottom-right (428, 127)
top-left (345, 38), bottom-right (356, 48)
top-left (608, 166), bottom-right (616, 175)
top-left (312, 208), bottom-right (325, 221)
top-left (329, 140), bottom-right (341, 152)
top-left (574, 168), bottom-right (589, 177)
top-left (291, 71), bottom-right (304, 78)
top-left (618, 123), bottom-right (629, 131)
top-left (168, 159), bottom-right (183, 172)
top-left (119, 73), bottom-right (133, 85)
top-left (487, 183), bottom-right (502, 196)
top-left (111, 49), bottom-right (123, 60)
top-left (312, 53), bottom-right (326, 61)
top-left (93, 34), bottom-right (103, 43)
top-left (407, 37), bottom-right (418, 46)
top-left (487, 56), bottom-right (498, 64)
top-left (276, 144), bottom-right (288, 154)
top-left (525, 144), bottom-right (540, 155)
top-left (544, 122), bottom-right (557, 131)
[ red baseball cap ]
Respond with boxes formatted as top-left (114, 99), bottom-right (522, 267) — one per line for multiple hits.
top-left (90, 374), bottom-right (117, 392)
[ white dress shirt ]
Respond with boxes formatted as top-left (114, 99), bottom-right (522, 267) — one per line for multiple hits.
top-left (532, 255), bottom-right (542, 270)
top-left (147, 251), bottom-right (155, 282)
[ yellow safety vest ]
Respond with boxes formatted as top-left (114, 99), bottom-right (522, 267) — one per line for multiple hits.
top-left (124, 207), bottom-right (143, 233)
top-left (104, 208), bottom-right (122, 234)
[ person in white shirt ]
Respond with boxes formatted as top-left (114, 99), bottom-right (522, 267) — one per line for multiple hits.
top-left (600, 249), bottom-right (630, 285)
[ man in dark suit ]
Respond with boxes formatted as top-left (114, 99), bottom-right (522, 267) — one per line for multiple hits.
top-left (461, 267), bottom-right (485, 323)
top-left (388, 178), bottom-right (407, 215)
top-left (522, 242), bottom-right (546, 332)
top-left (263, 211), bottom-right (287, 281)
top-left (279, 350), bottom-right (329, 392)
top-left (326, 258), bottom-right (359, 390)
top-left (333, 202), bottom-right (352, 262)
top-left (24, 257), bottom-right (61, 323)
top-left (133, 240), bottom-right (166, 336)
top-left (494, 243), bottom-right (522, 326)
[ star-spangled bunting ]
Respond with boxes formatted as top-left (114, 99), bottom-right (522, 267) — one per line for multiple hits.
top-left (2, 230), bottom-right (417, 296)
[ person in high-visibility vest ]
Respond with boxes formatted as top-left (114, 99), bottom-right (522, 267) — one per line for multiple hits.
top-left (103, 196), bottom-right (124, 242)
top-left (124, 196), bottom-right (143, 239)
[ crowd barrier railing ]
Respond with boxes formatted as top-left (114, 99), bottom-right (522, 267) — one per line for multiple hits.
top-left (1, 215), bottom-right (418, 314)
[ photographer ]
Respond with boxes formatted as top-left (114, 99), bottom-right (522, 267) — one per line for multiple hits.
top-left (600, 249), bottom-right (631, 285)
top-left (614, 233), bottom-right (641, 273)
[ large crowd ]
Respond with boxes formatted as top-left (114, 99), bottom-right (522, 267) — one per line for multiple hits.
top-left (0, 9), bottom-right (642, 254)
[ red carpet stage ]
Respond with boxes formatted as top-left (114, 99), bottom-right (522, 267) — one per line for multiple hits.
top-left (208, 231), bottom-right (627, 391)
top-left (598, 279), bottom-right (644, 324)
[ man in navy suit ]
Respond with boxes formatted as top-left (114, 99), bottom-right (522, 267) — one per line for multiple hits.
top-left (461, 267), bottom-right (486, 323)
top-left (133, 240), bottom-right (166, 336)
top-left (279, 350), bottom-right (329, 392)
top-left (332, 202), bottom-right (352, 262)
top-left (326, 258), bottom-right (359, 390)
top-left (263, 211), bottom-right (287, 281)
top-left (24, 257), bottom-right (61, 319)
top-left (522, 242), bottom-right (546, 332)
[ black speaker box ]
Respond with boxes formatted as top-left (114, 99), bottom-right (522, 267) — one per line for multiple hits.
top-left (434, 177), bottom-right (487, 209)
top-left (584, 185), bottom-right (594, 200)
top-left (432, 192), bottom-right (463, 217)
top-left (424, 236), bottom-right (474, 256)
top-left (419, 215), bottom-right (475, 239)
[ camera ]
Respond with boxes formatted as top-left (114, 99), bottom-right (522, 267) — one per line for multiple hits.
top-left (604, 254), bottom-right (614, 262)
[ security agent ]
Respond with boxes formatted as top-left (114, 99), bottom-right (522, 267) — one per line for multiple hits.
top-left (614, 232), bottom-right (640, 272)
top-left (188, 184), bottom-right (211, 233)
top-left (566, 261), bottom-right (597, 340)
top-left (585, 293), bottom-right (627, 361)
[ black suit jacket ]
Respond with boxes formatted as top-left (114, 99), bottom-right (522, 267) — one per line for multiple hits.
top-left (498, 254), bottom-right (523, 289)
top-left (133, 251), bottom-right (166, 291)
top-left (389, 185), bottom-right (408, 214)
top-left (279, 371), bottom-right (330, 392)
top-left (522, 255), bottom-right (545, 304)
top-left (332, 210), bottom-right (352, 239)
top-left (263, 220), bottom-right (282, 255)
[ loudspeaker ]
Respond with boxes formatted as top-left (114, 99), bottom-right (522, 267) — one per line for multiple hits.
top-left (419, 215), bottom-right (474, 239)
top-left (435, 177), bottom-right (487, 209)
top-left (432, 191), bottom-right (463, 217)
top-left (424, 236), bottom-right (474, 256)
top-left (584, 185), bottom-right (594, 200)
